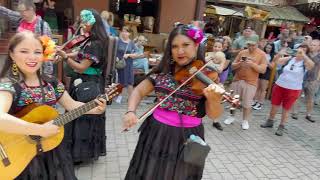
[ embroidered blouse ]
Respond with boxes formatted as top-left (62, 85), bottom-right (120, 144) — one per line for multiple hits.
top-left (77, 40), bottom-right (103, 66)
top-left (76, 39), bottom-right (104, 75)
top-left (0, 80), bottom-right (65, 114)
top-left (148, 73), bottom-right (206, 117)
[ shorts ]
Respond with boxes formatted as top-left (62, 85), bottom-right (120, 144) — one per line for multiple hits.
top-left (271, 84), bottom-right (301, 110)
top-left (231, 80), bottom-right (257, 108)
top-left (304, 80), bottom-right (320, 99)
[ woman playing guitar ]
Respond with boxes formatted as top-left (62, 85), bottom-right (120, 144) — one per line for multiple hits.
top-left (0, 31), bottom-right (106, 179)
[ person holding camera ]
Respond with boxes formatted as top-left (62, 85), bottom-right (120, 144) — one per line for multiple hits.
top-left (261, 44), bottom-right (314, 136)
top-left (291, 40), bottom-right (320, 122)
top-left (224, 38), bottom-right (267, 130)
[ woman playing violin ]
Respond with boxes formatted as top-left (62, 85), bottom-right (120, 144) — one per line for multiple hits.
top-left (123, 24), bottom-right (223, 180)
top-left (56, 9), bottom-right (109, 163)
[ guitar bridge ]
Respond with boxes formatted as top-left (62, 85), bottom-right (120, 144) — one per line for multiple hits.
top-left (0, 143), bottom-right (10, 166)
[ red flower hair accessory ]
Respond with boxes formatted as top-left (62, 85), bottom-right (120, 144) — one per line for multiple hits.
top-left (186, 26), bottom-right (204, 44)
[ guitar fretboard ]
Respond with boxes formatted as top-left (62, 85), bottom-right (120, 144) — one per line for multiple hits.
top-left (53, 94), bottom-right (106, 126)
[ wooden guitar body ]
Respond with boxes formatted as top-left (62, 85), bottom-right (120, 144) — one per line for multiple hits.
top-left (0, 83), bottom-right (123, 179)
top-left (0, 104), bottom-right (64, 180)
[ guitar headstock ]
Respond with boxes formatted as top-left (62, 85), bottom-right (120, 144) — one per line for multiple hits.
top-left (103, 83), bottom-right (124, 101)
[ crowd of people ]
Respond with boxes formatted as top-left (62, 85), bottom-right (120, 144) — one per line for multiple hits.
top-left (0, 0), bottom-right (319, 179)
top-left (202, 25), bottom-right (320, 136)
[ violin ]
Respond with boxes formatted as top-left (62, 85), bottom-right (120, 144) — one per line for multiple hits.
top-left (175, 60), bottom-right (240, 108)
top-left (60, 32), bottom-right (90, 51)
top-left (54, 31), bottom-right (90, 63)
top-left (122, 59), bottom-right (240, 132)
top-left (175, 60), bottom-right (219, 96)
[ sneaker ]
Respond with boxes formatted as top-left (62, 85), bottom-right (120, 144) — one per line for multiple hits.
top-left (252, 103), bottom-right (262, 110)
top-left (115, 95), bottom-right (123, 104)
top-left (305, 115), bottom-right (315, 123)
top-left (251, 101), bottom-right (257, 107)
top-left (260, 119), bottom-right (274, 128)
top-left (291, 113), bottom-right (298, 120)
top-left (241, 120), bottom-right (249, 130)
top-left (224, 117), bottom-right (235, 125)
top-left (212, 122), bottom-right (223, 131)
top-left (275, 125), bottom-right (285, 136)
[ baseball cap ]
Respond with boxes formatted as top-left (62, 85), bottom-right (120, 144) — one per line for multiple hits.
top-left (245, 36), bottom-right (259, 45)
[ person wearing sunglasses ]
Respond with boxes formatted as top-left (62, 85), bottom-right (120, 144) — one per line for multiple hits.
top-left (261, 44), bottom-right (314, 136)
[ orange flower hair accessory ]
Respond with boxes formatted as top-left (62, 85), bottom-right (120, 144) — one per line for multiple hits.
top-left (39, 35), bottom-right (56, 61)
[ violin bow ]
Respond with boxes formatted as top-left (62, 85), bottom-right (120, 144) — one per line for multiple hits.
top-left (123, 59), bottom-right (216, 132)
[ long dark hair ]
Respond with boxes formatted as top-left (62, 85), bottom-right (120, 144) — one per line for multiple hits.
top-left (86, 9), bottom-right (109, 43)
top-left (85, 9), bottom-right (109, 85)
top-left (264, 43), bottom-right (275, 60)
top-left (151, 25), bottom-right (205, 75)
top-left (0, 32), bottom-right (42, 82)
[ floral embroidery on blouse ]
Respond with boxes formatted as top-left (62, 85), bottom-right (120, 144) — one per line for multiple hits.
top-left (76, 40), bottom-right (101, 64)
top-left (0, 80), bottom-right (65, 113)
top-left (0, 82), bottom-right (15, 93)
top-left (149, 73), bottom-right (203, 117)
top-left (77, 51), bottom-right (99, 64)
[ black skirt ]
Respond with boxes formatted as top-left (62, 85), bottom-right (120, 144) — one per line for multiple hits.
top-left (64, 114), bottom-right (106, 163)
top-left (259, 67), bottom-right (271, 80)
top-left (63, 74), bottom-right (106, 163)
top-left (15, 144), bottom-right (77, 180)
top-left (125, 116), bottom-right (205, 180)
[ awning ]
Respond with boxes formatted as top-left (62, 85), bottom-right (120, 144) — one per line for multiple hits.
top-left (259, 6), bottom-right (309, 23)
top-left (205, 5), bottom-right (243, 17)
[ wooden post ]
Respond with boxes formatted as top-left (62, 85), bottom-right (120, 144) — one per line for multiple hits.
top-left (266, 63), bottom-right (277, 99)
top-left (261, 23), bottom-right (267, 39)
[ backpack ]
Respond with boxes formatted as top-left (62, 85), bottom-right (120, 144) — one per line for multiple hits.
top-left (104, 36), bottom-right (118, 85)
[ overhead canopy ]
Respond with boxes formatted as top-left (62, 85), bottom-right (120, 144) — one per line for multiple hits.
top-left (259, 6), bottom-right (309, 23)
top-left (205, 5), bottom-right (243, 17)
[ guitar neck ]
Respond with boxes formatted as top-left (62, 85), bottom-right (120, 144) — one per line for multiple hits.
top-left (53, 94), bottom-right (106, 126)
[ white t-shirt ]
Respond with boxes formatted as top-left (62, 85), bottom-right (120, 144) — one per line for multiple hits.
top-left (276, 58), bottom-right (305, 90)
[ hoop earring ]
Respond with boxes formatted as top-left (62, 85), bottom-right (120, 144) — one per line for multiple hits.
top-left (12, 63), bottom-right (19, 76)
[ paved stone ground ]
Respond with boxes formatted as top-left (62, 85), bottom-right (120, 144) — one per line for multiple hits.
top-left (75, 96), bottom-right (320, 180)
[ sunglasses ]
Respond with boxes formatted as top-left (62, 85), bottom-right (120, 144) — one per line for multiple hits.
top-left (290, 64), bottom-right (295, 70)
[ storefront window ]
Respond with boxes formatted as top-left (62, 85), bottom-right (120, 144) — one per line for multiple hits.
top-left (109, 0), bottom-right (159, 33)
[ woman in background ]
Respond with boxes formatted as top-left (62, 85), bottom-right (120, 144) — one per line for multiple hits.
top-left (115, 26), bottom-right (139, 103)
top-left (252, 43), bottom-right (275, 110)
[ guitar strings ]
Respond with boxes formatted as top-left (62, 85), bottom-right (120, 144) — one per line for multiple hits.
top-left (0, 84), bottom-right (121, 151)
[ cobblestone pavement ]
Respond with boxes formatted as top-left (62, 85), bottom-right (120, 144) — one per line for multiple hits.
top-left (75, 97), bottom-right (320, 180)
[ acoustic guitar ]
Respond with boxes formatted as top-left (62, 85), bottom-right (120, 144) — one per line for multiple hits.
top-left (0, 83), bottom-right (123, 180)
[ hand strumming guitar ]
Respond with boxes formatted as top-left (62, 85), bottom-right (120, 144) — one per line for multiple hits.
top-left (37, 121), bottom-right (60, 138)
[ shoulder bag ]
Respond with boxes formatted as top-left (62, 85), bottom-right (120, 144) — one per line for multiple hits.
top-left (115, 43), bottom-right (129, 70)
